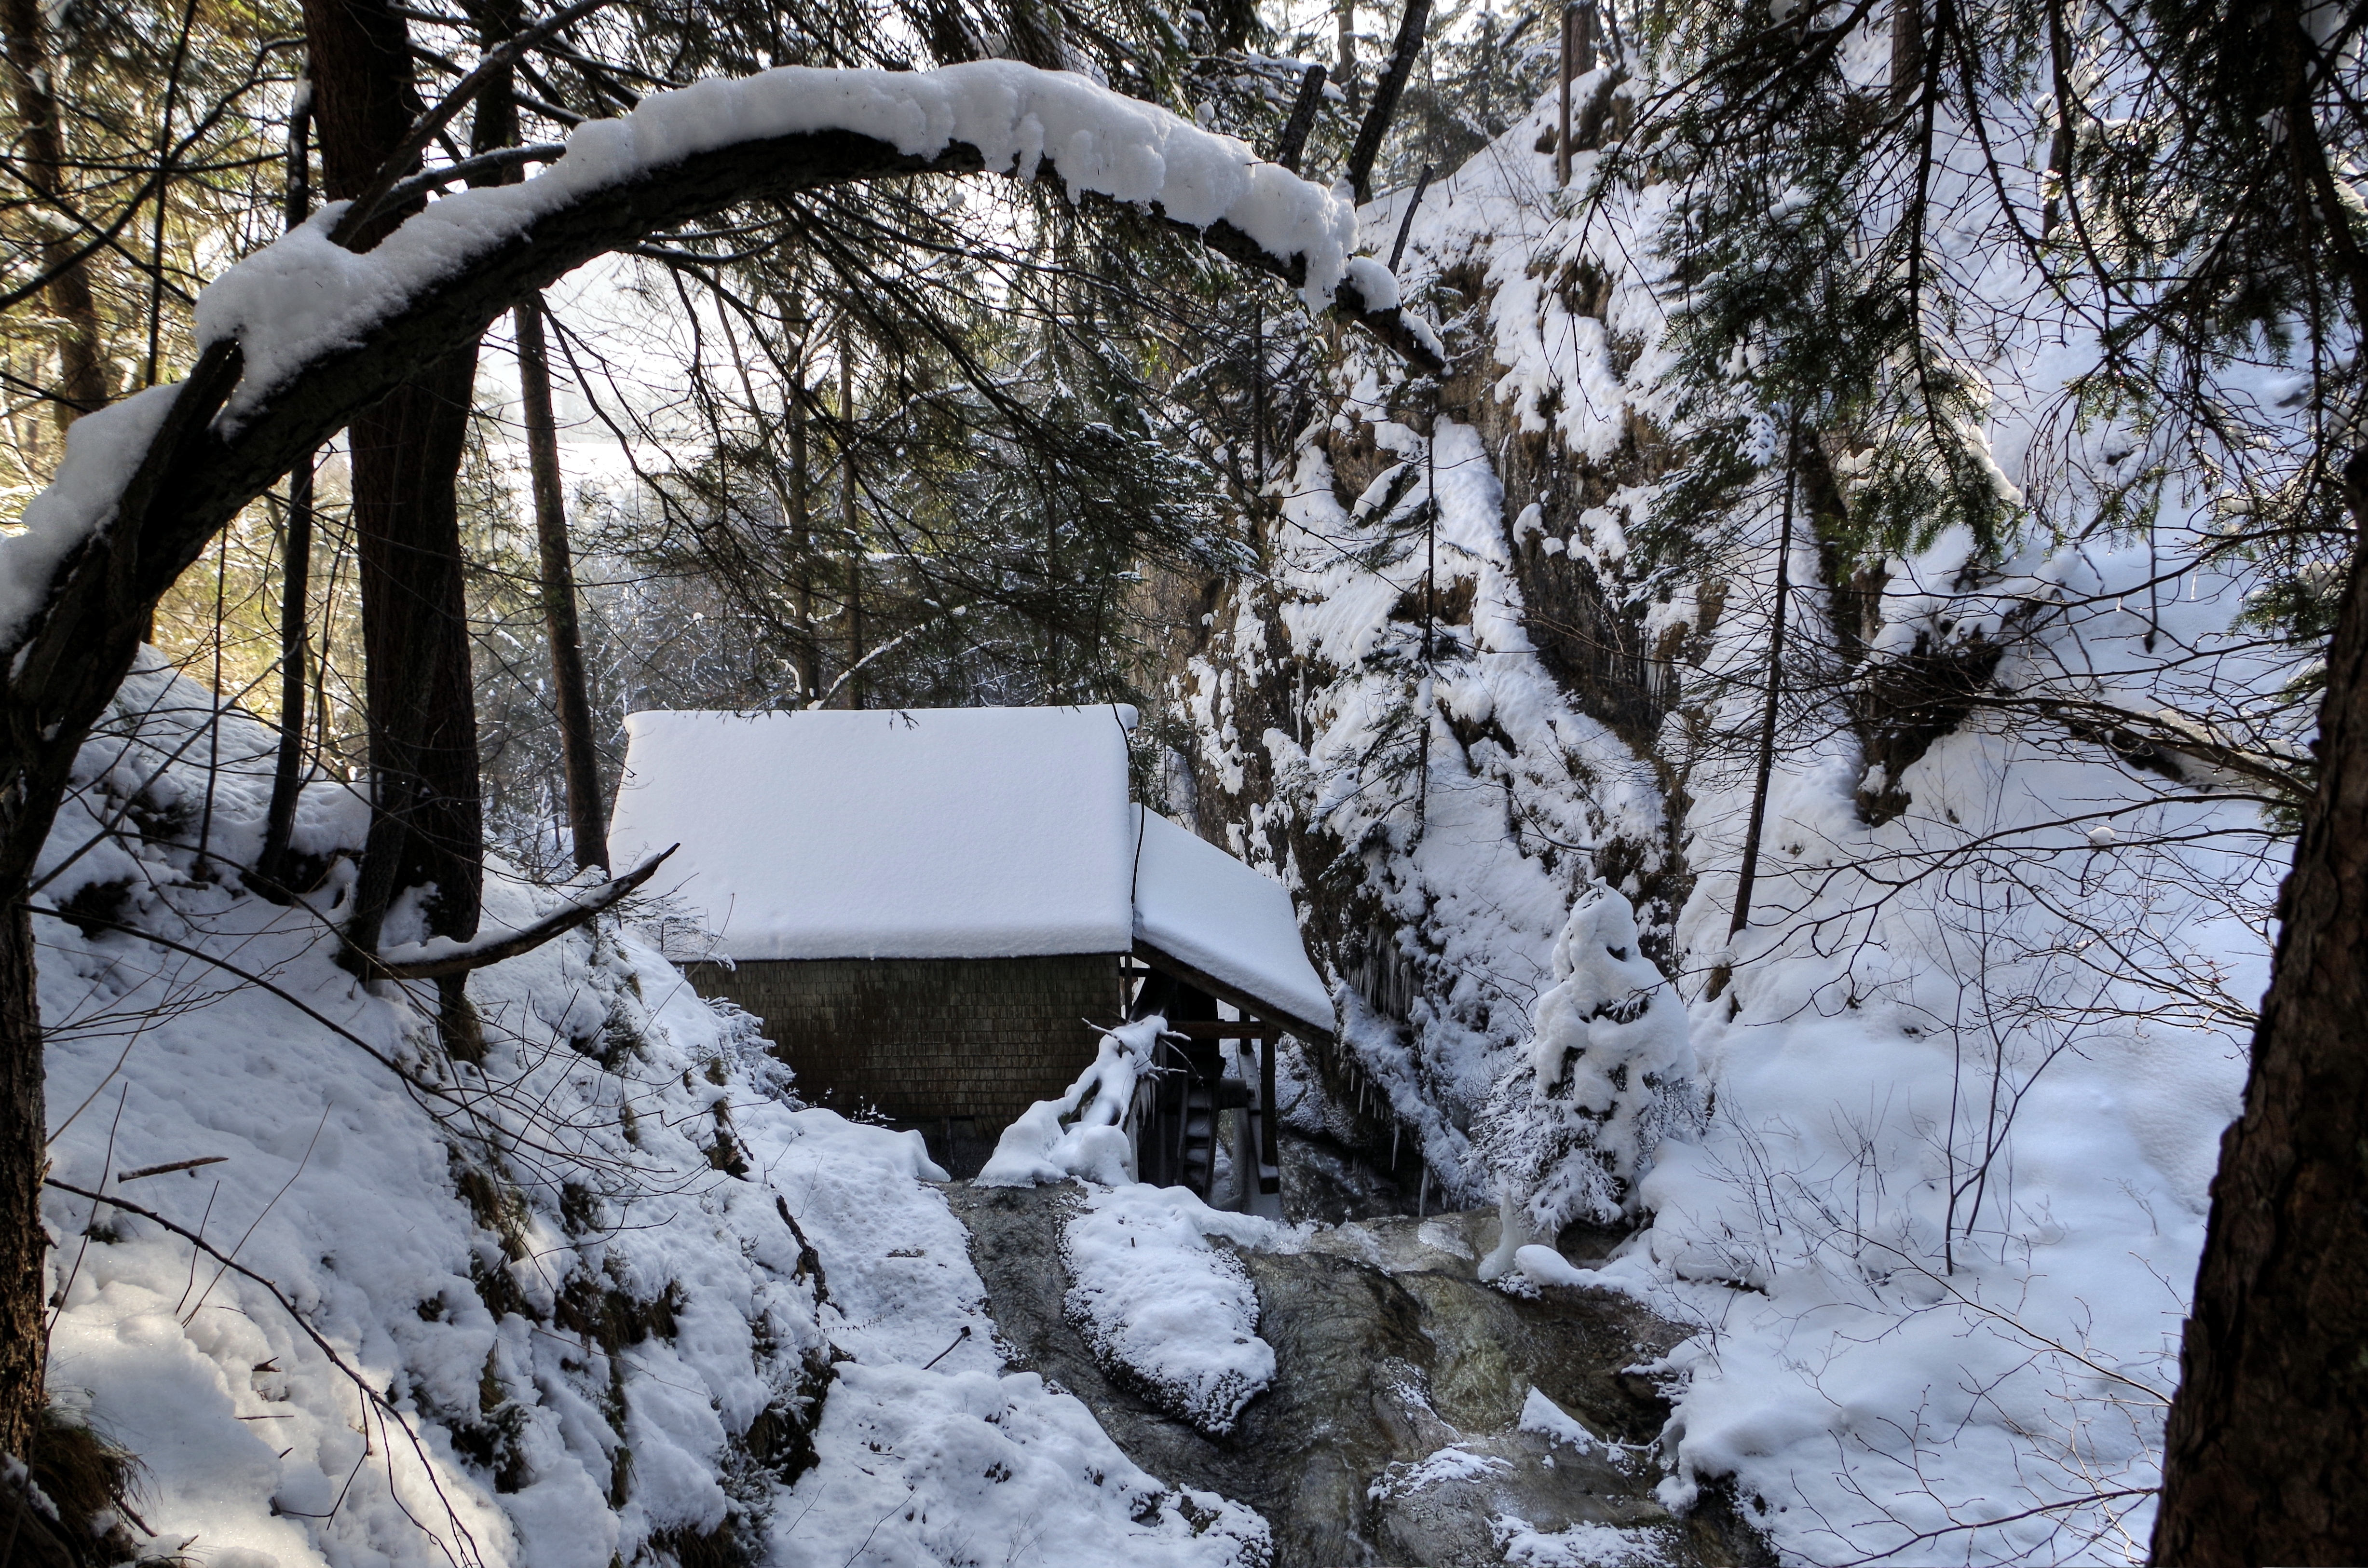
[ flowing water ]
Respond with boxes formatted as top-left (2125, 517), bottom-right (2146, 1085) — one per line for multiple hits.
top-left (945, 1182), bottom-right (1774, 1568)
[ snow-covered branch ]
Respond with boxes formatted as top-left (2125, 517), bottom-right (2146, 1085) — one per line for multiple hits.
top-left (367, 843), bottom-right (678, 979)
top-left (0, 60), bottom-right (1436, 897)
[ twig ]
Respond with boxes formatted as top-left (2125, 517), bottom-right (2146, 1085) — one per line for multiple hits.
top-left (117, 1155), bottom-right (228, 1182)
top-left (1823, 1485), bottom-right (2156, 1567)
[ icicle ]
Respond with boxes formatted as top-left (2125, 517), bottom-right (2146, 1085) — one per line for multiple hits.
top-left (1391, 1122), bottom-right (1401, 1168)
top-left (1418, 1166), bottom-right (1429, 1217)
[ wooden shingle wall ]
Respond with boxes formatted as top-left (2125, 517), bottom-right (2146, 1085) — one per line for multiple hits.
top-left (681, 954), bottom-right (1123, 1164)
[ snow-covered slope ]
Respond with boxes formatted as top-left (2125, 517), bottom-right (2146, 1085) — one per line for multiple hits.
top-left (1174, 69), bottom-right (2273, 1564)
top-left (37, 653), bottom-right (1267, 1567)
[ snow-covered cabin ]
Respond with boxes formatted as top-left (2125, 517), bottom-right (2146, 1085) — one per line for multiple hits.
top-left (607, 705), bottom-right (1334, 1174)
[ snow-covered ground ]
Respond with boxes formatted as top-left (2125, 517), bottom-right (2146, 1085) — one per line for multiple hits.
top-left (37, 653), bottom-right (1268, 1568)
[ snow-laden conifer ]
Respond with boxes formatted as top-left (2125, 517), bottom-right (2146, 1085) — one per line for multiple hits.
top-left (1475, 882), bottom-right (1696, 1278)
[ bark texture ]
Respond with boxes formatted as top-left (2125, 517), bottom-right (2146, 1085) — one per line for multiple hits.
top-left (1, 0), bottom-right (109, 424)
top-left (300, 0), bottom-right (484, 958)
top-left (342, 349), bottom-right (485, 954)
top-left (515, 297), bottom-right (608, 871)
top-left (0, 903), bottom-right (43, 1458)
top-left (1344, 0), bottom-right (1431, 204)
top-left (2151, 450), bottom-right (2368, 1565)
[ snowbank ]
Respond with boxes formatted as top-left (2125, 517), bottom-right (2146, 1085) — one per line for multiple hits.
top-left (975, 1017), bottom-right (1160, 1187)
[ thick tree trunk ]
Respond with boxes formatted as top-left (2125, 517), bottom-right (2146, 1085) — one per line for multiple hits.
top-left (2150, 449), bottom-right (2368, 1565)
top-left (514, 297), bottom-right (607, 871)
top-left (341, 351), bottom-right (485, 958)
top-left (300, 0), bottom-right (485, 966)
top-left (0, 903), bottom-right (43, 1458)
top-left (1, 0), bottom-right (109, 426)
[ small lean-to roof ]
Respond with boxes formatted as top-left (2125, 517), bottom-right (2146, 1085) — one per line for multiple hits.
top-left (609, 705), bottom-right (1139, 960)
top-left (1129, 807), bottom-right (1335, 1043)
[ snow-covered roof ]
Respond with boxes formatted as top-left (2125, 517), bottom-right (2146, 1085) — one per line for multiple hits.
top-left (610, 706), bottom-right (1138, 960)
top-left (1129, 807), bottom-right (1334, 1043)
top-left (608, 706), bottom-right (1337, 1039)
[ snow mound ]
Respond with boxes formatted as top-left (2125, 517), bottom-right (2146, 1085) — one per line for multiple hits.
top-left (1060, 1183), bottom-right (1279, 1436)
top-left (1492, 1516), bottom-right (1670, 1567)
top-left (769, 1362), bottom-right (1270, 1565)
top-left (977, 1016), bottom-right (1160, 1187)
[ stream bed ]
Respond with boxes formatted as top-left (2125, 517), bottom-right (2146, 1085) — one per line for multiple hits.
top-left (944, 1182), bottom-right (1774, 1568)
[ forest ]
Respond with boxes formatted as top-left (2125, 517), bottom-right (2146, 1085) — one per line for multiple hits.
top-left (0, 0), bottom-right (2360, 1560)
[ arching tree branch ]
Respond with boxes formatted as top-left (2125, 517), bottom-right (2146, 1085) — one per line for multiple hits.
top-left (0, 67), bottom-right (1439, 904)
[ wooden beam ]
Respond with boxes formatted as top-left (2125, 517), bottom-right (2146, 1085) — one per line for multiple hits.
top-left (1131, 938), bottom-right (1336, 1046)
top-left (1161, 1020), bottom-right (1270, 1041)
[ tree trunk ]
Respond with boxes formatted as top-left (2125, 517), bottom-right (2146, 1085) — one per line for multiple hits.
top-left (1336, 0), bottom-right (1358, 118)
top-left (1344, 0), bottom-right (1431, 205)
top-left (258, 459), bottom-right (315, 893)
top-left (300, 0), bottom-right (485, 970)
top-left (260, 80), bottom-right (316, 893)
top-left (1890, 0), bottom-right (1924, 111)
top-left (1, 0), bottom-right (109, 427)
top-left (0, 902), bottom-right (42, 1458)
top-left (341, 350), bottom-right (485, 958)
top-left (1556, 3), bottom-right (1574, 189)
top-left (514, 297), bottom-right (607, 871)
top-left (840, 341), bottom-right (864, 709)
top-left (2150, 449), bottom-right (2368, 1564)
top-left (1730, 434), bottom-right (1795, 943)
top-left (790, 373), bottom-right (820, 702)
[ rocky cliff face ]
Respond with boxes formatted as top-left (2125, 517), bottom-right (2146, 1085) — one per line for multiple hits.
top-left (1139, 96), bottom-right (1729, 1211)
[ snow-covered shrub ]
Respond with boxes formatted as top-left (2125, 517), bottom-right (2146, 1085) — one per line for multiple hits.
top-left (1475, 882), bottom-right (1697, 1278)
top-left (1060, 1184), bottom-right (1278, 1436)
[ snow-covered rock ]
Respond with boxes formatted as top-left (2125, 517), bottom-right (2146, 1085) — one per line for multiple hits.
top-left (1060, 1183), bottom-right (1280, 1436)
